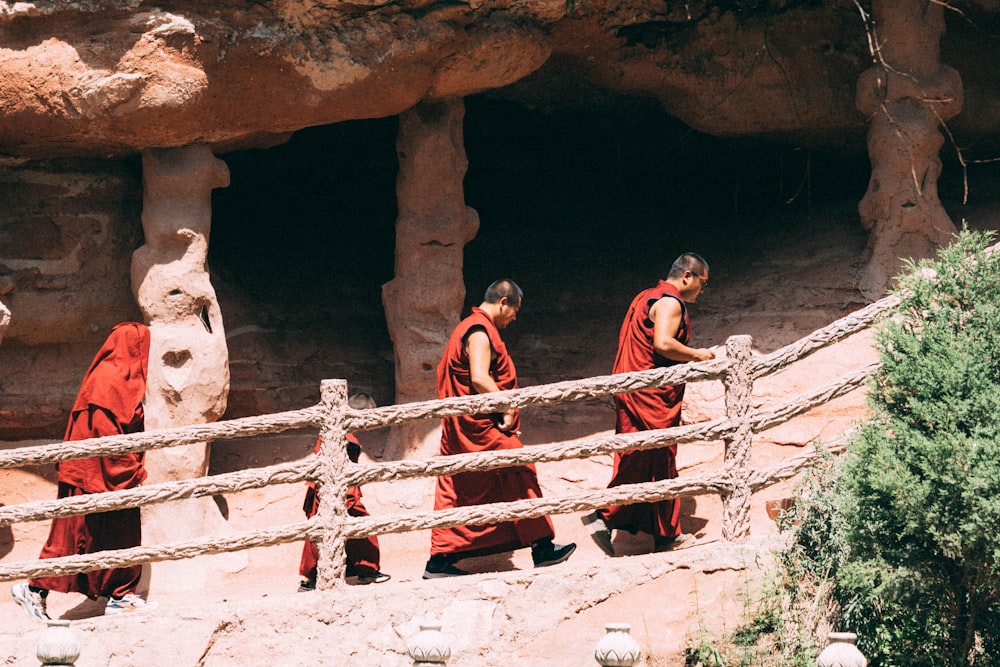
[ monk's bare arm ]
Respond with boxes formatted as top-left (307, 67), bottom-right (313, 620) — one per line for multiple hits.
top-left (466, 330), bottom-right (517, 431)
top-left (650, 298), bottom-right (715, 362)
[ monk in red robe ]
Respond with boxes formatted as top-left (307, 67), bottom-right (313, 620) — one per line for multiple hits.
top-left (423, 279), bottom-right (576, 578)
top-left (11, 322), bottom-right (156, 621)
top-left (582, 254), bottom-right (716, 556)
top-left (298, 392), bottom-right (389, 589)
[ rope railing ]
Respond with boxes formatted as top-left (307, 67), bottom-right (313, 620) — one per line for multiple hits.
top-left (752, 295), bottom-right (897, 379)
top-left (0, 287), bottom-right (898, 588)
top-left (0, 406), bottom-right (324, 470)
top-left (0, 428), bottom-right (851, 584)
top-left (0, 522), bottom-right (315, 583)
top-left (0, 458), bottom-right (320, 525)
top-left (344, 359), bottom-right (728, 433)
top-left (0, 356), bottom-right (873, 528)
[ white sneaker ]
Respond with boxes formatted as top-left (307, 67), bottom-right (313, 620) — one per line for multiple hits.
top-left (11, 583), bottom-right (49, 622)
top-left (105, 593), bottom-right (157, 615)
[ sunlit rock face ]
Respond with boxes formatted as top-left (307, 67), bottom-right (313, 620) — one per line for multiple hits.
top-left (1, 1), bottom-right (998, 159)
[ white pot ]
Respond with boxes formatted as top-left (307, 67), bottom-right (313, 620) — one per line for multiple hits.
top-left (37, 619), bottom-right (80, 666)
top-left (816, 631), bottom-right (867, 667)
top-left (594, 622), bottom-right (642, 667)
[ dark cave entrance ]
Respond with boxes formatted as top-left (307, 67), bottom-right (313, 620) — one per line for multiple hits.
top-left (207, 94), bottom-right (873, 424)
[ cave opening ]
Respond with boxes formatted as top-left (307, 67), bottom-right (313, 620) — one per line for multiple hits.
top-left (208, 93), bottom-right (873, 422)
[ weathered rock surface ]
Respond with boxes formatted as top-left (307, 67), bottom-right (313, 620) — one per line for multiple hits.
top-left (1, 2), bottom-right (999, 157)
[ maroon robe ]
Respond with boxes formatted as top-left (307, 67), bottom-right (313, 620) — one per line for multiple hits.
top-left (32, 322), bottom-right (150, 598)
top-left (600, 282), bottom-right (690, 540)
top-left (430, 307), bottom-right (553, 557)
top-left (299, 433), bottom-right (380, 579)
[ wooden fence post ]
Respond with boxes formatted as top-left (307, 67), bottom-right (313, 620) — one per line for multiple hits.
top-left (721, 335), bottom-right (754, 541)
top-left (315, 379), bottom-right (350, 588)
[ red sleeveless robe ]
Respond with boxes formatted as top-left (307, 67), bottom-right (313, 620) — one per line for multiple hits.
top-left (430, 307), bottom-right (553, 557)
top-left (601, 282), bottom-right (690, 540)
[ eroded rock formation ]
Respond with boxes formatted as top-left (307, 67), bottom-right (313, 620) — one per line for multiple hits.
top-left (131, 144), bottom-right (244, 591)
top-left (383, 99), bottom-right (480, 457)
top-left (855, 0), bottom-right (963, 297)
top-left (0, 159), bottom-right (143, 437)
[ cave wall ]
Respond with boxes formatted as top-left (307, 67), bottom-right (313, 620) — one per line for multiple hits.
top-left (0, 158), bottom-right (143, 438)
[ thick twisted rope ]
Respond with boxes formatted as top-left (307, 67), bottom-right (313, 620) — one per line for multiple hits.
top-left (344, 360), bottom-right (728, 432)
top-left (0, 406), bottom-right (323, 470)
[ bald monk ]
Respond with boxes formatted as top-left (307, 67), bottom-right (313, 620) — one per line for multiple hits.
top-left (582, 254), bottom-right (716, 555)
top-left (298, 392), bottom-right (389, 589)
top-left (423, 279), bottom-right (576, 578)
top-left (11, 322), bottom-right (157, 621)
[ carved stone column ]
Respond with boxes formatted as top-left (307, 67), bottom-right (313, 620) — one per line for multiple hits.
top-left (131, 144), bottom-right (244, 592)
top-left (382, 98), bottom-right (480, 459)
top-left (855, 0), bottom-right (962, 298)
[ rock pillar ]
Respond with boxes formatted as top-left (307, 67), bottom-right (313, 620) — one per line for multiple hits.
top-left (855, 0), bottom-right (963, 298)
top-left (131, 144), bottom-right (245, 592)
top-left (382, 98), bottom-right (480, 459)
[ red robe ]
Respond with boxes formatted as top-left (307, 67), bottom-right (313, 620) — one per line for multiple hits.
top-left (430, 307), bottom-right (553, 558)
top-left (600, 282), bottom-right (690, 539)
top-left (32, 322), bottom-right (150, 598)
top-left (299, 434), bottom-right (380, 579)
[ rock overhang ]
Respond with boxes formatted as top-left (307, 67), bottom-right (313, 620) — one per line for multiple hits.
top-left (0, 1), bottom-right (997, 159)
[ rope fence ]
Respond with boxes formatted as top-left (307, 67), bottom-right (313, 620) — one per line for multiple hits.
top-left (0, 288), bottom-right (894, 586)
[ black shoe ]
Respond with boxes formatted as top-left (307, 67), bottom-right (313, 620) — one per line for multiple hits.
top-left (422, 554), bottom-right (470, 579)
top-left (531, 540), bottom-right (577, 567)
top-left (581, 511), bottom-right (615, 556)
top-left (355, 567), bottom-right (391, 585)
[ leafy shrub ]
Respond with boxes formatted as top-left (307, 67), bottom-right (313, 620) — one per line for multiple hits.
top-left (823, 228), bottom-right (1000, 665)
top-left (684, 229), bottom-right (1000, 665)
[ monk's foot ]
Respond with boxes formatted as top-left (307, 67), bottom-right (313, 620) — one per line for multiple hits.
top-left (653, 533), bottom-right (694, 552)
top-left (422, 554), bottom-right (470, 579)
top-left (354, 567), bottom-right (391, 585)
top-left (297, 577), bottom-right (316, 592)
top-left (581, 511), bottom-right (615, 556)
top-left (104, 593), bottom-right (157, 615)
top-left (11, 583), bottom-right (49, 622)
top-left (531, 540), bottom-right (577, 567)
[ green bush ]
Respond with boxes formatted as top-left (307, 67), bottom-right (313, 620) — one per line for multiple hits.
top-left (827, 228), bottom-right (1000, 665)
top-left (685, 229), bottom-right (1000, 665)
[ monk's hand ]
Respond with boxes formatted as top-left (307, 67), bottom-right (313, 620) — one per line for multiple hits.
top-left (693, 347), bottom-right (716, 361)
top-left (497, 409), bottom-right (518, 433)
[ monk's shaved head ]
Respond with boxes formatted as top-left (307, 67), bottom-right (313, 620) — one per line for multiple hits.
top-left (483, 279), bottom-right (523, 306)
top-left (668, 253), bottom-right (709, 279)
top-left (348, 392), bottom-right (376, 410)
